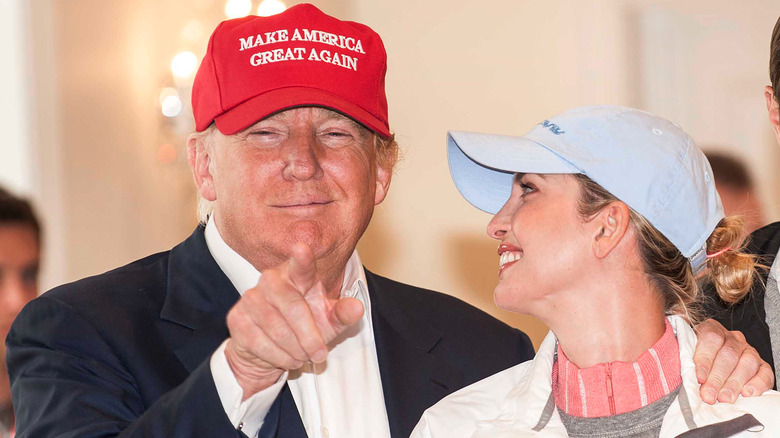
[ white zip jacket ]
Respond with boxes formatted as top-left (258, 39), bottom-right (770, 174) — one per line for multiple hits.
top-left (411, 316), bottom-right (780, 437)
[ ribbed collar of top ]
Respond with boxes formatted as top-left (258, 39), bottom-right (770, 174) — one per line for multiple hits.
top-left (552, 319), bottom-right (682, 418)
top-left (204, 217), bottom-right (368, 301)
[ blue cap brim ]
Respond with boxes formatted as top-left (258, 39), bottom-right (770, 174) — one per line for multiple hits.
top-left (447, 130), bottom-right (580, 214)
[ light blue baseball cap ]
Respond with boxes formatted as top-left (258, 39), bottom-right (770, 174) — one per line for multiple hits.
top-left (447, 105), bottom-right (724, 273)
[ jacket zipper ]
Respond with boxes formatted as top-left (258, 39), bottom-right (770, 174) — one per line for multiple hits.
top-left (606, 364), bottom-right (616, 415)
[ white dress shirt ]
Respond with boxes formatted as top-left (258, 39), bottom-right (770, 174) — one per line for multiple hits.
top-left (204, 218), bottom-right (392, 438)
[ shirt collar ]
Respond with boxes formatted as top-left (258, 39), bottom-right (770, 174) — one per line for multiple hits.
top-left (476, 315), bottom-right (696, 433)
top-left (203, 216), bottom-right (369, 305)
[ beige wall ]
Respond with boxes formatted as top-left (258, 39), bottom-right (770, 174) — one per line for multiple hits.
top-left (353, 0), bottom-right (780, 348)
top-left (21, 0), bottom-right (780, 349)
top-left (353, 0), bottom-right (636, 347)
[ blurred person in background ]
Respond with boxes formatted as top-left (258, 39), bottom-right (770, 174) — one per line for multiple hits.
top-left (704, 151), bottom-right (766, 235)
top-left (0, 187), bottom-right (40, 438)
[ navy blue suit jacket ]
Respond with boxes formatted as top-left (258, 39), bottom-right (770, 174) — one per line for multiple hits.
top-left (7, 227), bottom-right (534, 437)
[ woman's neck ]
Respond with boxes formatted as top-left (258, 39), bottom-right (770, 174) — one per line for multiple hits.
top-left (553, 319), bottom-right (682, 417)
top-left (540, 274), bottom-right (667, 368)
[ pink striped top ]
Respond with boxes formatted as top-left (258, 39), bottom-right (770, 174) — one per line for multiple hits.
top-left (552, 320), bottom-right (682, 417)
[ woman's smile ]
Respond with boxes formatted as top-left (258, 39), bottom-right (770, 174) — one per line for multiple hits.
top-left (497, 243), bottom-right (523, 276)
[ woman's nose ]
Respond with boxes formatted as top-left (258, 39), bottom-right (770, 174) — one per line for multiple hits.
top-left (487, 203), bottom-right (512, 240)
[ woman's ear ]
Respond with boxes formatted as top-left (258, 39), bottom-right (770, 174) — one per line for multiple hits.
top-left (592, 201), bottom-right (631, 259)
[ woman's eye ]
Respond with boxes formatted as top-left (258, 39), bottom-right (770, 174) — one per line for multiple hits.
top-left (520, 183), bottom-right (535, 196)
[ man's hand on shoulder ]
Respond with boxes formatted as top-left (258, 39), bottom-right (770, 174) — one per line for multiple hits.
top-left (693, 318), bottom-right (775, 404)
top-left (223, 243), bottom-right (364, 400)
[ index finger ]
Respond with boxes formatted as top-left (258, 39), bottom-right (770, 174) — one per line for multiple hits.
top-left (692, 319), bottom-right (727, 383)
top-left (288, 243), bottom-right (317, 292)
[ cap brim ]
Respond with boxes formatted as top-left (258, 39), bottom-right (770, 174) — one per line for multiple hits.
top-left (214, 86), bottom-right (391, 137)
top-left (447, 130), bottom-right (580, 214)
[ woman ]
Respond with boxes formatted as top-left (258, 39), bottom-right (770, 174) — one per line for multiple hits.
top-left (412, 106), bottom-right (780, 437)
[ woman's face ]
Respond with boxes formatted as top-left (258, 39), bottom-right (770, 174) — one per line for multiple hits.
top-left (486, 173), bottom-right (593, 316)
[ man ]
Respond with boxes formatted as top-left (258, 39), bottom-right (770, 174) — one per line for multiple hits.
top-left (706, 15), bottom-right (780, 391)
top-left (8, 6), bottom-right (532, 437)
top-left (6, 4), bottom-right (773, 438)
top-left (0, 187), bottom-right (40, 438)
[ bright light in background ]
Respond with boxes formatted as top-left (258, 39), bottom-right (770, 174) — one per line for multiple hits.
top-left (159, 87), bottom-right (183, 117)
top-left (257, 0), bottom-right (286, 17)
top-left (170, 51), bottom-right (198, 79)
top-left (161, 95), bottom-right (183, 117)
top-left (225, 0), bottom-right (252, 18)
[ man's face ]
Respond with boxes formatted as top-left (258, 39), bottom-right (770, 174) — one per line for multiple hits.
top-left (0, 224), bottom-right (39, 354)
top-left (193, 107), bottom-right (391, 285)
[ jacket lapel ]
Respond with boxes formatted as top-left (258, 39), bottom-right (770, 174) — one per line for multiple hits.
top-left (160, 226), bottom-right (241, 373)
top-left (156, 244), bottom-right (461, 436)
top-left (366, 270), bottom-right (465, 438)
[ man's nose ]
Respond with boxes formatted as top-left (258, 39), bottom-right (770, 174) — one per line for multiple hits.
top-left (282, 134), bottom-right (325, 181)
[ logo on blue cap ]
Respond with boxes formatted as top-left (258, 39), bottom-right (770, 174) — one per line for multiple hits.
top-left (539, 120), bottom-right (566, 135)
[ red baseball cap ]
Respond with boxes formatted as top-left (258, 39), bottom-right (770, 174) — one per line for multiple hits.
top-left (192, 3), bottom-right (390, 137)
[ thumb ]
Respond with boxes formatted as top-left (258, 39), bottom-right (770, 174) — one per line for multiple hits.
top-left (330, 297), bottom-right (364, 333)
top-left (288, 243), bottom-right (317, 292)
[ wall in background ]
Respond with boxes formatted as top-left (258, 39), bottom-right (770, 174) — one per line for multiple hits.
top-left (353, 0), bottom-right (780, 347)
top-left (12, 0), bottom-right (780, 348)
top-left (0, 0), bottom-right (31, 194)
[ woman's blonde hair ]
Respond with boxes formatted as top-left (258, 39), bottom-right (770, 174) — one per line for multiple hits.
top-left (573, 174), bottom-right (760, 323)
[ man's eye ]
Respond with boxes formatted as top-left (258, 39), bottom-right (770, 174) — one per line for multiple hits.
top-left (520, 183), bottom-right (535, 196)
top-left (249, 130), bottom-right (279, 137)
top-left (323, 130), bottom-right (351, 138)
top-left (319, 130), bottom-right (355, 147)
top-left (22, 266), bottom-right (38, 286)
top-left (245, 130), bottom-right (284, 147)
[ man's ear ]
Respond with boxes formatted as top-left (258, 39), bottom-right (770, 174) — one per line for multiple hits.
top-left (374, 161), bottom-right (393, 206)
top-left (765, 85), bottom-right (780, 141)
top-left (187, 133), bottom-right (217, 202)
top-left (591, 201), bottom-right (631, 259)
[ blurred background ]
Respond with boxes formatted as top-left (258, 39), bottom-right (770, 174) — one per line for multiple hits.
top-left (1, 0), bottom-right (778, 348)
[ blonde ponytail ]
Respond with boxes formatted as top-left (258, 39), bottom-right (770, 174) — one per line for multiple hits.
top-left (703, 216), bottom-right (762, 304)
